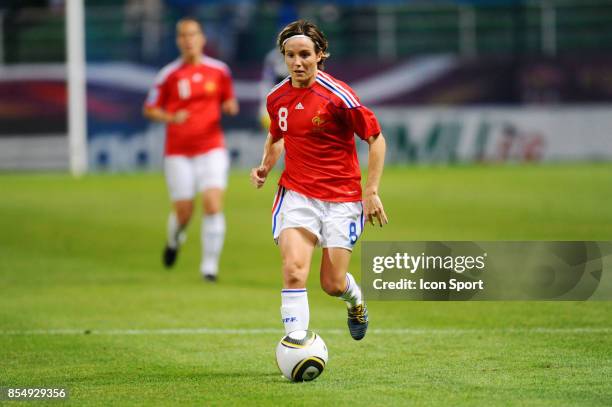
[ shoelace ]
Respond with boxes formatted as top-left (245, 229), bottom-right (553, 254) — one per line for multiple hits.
top-left (348, 305), bottom-right (367, 324)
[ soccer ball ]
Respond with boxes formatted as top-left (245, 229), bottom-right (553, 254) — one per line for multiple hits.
top-left (275, 330), bottom-right (328, 382)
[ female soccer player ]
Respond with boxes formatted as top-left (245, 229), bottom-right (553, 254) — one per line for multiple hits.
top-left (250, 20), bottom-right (388, 340)
top-left (144, 18), bottom-right (239, 281)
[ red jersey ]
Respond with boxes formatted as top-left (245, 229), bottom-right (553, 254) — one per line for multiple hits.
top-left (266, 71), bottom-right (381, 202)
top-left (145, 56), bottom-right (235, 156)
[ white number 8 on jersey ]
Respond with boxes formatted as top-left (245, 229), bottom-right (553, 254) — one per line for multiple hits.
top-left (278, 107), bottom-right (288, 131)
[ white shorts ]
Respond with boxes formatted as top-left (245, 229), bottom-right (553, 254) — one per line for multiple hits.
top-left (164, 148), bottom-right (229, 201)
top-left (271, 187), bottom-right (365, 251)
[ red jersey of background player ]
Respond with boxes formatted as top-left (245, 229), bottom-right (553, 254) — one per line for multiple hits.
top-left (145, 56), bottom-right (235, 156)
top-left (266, 71), bottom-right (381, 202)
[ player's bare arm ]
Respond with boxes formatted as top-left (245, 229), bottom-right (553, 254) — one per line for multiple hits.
top-left (143, 106), bottom-right (189, 124)
top-left (364, 133), bottom-right (388, 227)
top-left (250, 132), bottom-right (284, 188)
top-left (221, 98), bottom-right (240, 116)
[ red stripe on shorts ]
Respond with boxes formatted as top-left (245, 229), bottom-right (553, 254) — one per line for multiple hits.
top-left (271, 186), bottom-right (284, 213)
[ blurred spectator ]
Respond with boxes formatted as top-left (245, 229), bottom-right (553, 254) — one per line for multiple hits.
top-left (259, 46), bottom-right (289, 129)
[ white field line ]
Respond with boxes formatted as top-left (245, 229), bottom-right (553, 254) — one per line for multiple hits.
top-left (1, 327), bottom-right (611, 336)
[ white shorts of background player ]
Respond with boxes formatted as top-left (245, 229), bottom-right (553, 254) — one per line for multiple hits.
top-left (164, 148), bottom-right (229, 200)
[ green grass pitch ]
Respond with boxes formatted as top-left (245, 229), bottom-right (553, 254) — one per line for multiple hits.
top-left (1, 163), bottom-right (611, 405)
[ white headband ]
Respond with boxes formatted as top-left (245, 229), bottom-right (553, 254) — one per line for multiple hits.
top-left (282, 34), bottom-right (313, 46)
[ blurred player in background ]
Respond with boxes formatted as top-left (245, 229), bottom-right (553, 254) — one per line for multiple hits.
top-left (144, 17), bottom-right (239, 282)
top-left (250, 20), bottom-right (388, 340)
top-left (258, 47), bottom-right (289, 130)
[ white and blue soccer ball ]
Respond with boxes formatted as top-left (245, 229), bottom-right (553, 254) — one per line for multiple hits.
top-left (275, 330), bottom-right (328, 382)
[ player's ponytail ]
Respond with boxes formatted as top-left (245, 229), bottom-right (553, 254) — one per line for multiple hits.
top-left (277, 20), bottom-right (330, 70)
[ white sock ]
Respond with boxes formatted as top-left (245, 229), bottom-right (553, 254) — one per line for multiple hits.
top-left (166, 212), bottom-right (185, 249)
top-left (281, 289), bottom-right (309, 334)
top-left (340, 273), bottom-right (363, 308)
top-left (200, 213), bottom-right (225, 276)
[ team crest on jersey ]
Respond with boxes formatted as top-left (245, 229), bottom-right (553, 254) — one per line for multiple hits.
top-left (204, 81), bottom-right (217, 93)
top-left (311, 110), bottom-right (327, 132)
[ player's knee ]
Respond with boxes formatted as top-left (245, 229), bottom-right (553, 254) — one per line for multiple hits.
top-left (203, 190), bottom-right (224, 215)
top-left (282, 259), bottom-right (308, 287)
top-left (320, 277), bottom-right (345, 297)
top-left (175, 207), bottom-right (193, 225)
top-left (203, 202), bottom-right (222, 215)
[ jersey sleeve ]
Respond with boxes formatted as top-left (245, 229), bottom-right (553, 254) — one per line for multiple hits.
top-left (144, 72), bottom-right (168, 109)
top-left (220, 67), bottom-right (235, 102)
top-left (266, 97), bottom-right (283, 141)
top-left (326, 78), bottom-right (382, 140)
top-left (341, 104), bottom-right (382, 141)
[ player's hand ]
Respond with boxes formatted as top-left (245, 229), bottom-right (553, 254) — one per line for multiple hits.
top-left (363, 193), bottom-right (388, 227)
top-left (222, 99), bottom-right (239, 116)
top-left (172, 110), bottom-right (189, 124)
top-left (250, 166), bottom-right (268, 189)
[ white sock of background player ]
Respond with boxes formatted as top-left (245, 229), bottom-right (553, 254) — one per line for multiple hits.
top-left (166, 212), bottom-right (186, 249)
top-left (200, 213), bottom-right (225, 276)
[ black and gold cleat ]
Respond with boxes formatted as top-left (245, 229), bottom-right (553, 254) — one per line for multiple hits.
top-left (347, 303), bottom-right (368, 340)
top-left (203, 274), bottom-right (217, 283)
